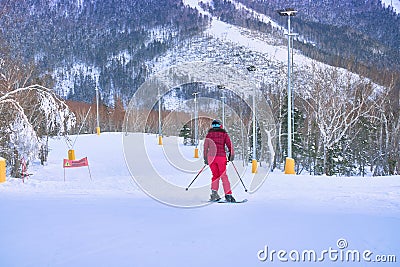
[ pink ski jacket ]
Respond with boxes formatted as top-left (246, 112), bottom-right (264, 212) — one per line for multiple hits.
top-left (203, 128), bottom-right (234, 159)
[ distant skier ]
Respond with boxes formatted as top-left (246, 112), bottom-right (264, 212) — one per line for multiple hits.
top-left (203, 119), bottom-right (236, 202)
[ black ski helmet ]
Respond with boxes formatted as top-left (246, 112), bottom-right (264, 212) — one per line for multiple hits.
top-left (211, 119), bottom-right (222, 128)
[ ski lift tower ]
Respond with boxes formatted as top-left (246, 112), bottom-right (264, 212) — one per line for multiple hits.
top-left (95, 85), bottom-right (100, 135)
top-left (217, 85), bottom-right (226, 127)
top-left (193, 92), bottom-right (199, 158)
top-left (278, 8), bottom-right (297, 175)
top-left (158, 91), bottom-right (163, 145)
top-left (247, 65), bottom-right (258, 173)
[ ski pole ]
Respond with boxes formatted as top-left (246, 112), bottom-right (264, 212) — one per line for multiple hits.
top-left (185, 164), bottom-right (207, 191)
top-left (230, 161), bottom-right (248, 192)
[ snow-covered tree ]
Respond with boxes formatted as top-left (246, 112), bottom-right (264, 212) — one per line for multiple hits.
top-left (179, 124), bottom-right (191, 145)
top-left (371, 82), bottom-right (400, 176)
top-left (0, 84), bottom-right (76, 176)
top-left (299, 65), bottom-right (377, 175)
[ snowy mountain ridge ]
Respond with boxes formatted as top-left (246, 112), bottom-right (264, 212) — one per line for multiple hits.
top-left (54, 0), bottom-right (392, 105)
top-left (3, 0), bottom-right (398, 105)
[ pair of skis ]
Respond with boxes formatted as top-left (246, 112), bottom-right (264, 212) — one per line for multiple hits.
top-left (185, 162), bottom-right (248, 204)
top-left (209, 198), bottom-right (248, 204)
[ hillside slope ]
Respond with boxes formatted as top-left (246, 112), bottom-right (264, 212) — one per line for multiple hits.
top-left (1, 0), bottom-right (399, 103)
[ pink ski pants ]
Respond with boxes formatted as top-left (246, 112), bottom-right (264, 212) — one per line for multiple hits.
top-left (208, 156), bottom-right (232, 195)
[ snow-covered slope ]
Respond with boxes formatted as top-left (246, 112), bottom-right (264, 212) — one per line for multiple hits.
top-left (182, 0), bottom-right (295, 64)
top-left (0, 133), bottom-right (399, 266)
top-left (382, 0), bottom-right (400, 13)
top-left (153, 0), bottom-right (384, 100)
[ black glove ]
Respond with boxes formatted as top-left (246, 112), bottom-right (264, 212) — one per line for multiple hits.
top-left (204, 158), bottom-right (208, 165)
top-left (228, 153), bottom-right (234, 161)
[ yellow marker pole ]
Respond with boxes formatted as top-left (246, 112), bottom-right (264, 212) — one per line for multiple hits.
top-left (96, 127), bottom-right (101, 135)
top-left (158, 135), bottom-right (163, 145)
top-left (0, 157), bottom-right (6, 183)
top-left (194, 148), bottom-right (199, 158)
top-left (68, 149), bottom-right (76, 160)
top-left (252, 159), bottom-right (258, 173)
top-left (284, 157), bottom-right (296, 174)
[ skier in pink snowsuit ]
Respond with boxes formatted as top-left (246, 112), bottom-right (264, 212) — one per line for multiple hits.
top-left (203, 119), bottom-right (236, 202)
